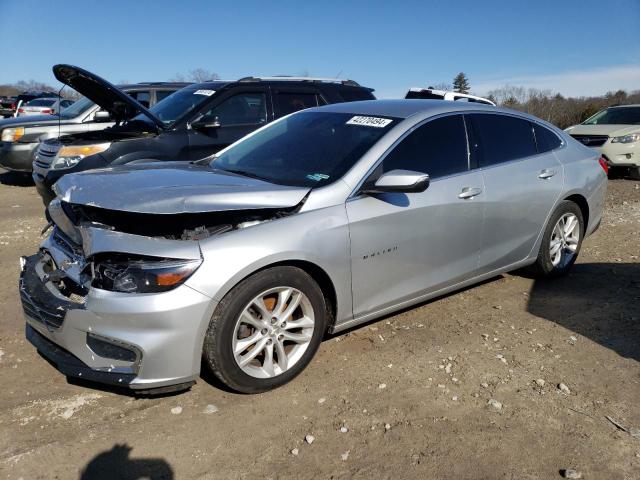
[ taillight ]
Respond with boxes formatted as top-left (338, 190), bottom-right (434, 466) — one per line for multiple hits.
top-left (18, 108), bottom-right (24, 113)
top-left (11, 103), bottom-right (15, 109)
top-left (598, 156), bottom-right (608, 175)
top-left (41, 109), bottom-right (52, 114)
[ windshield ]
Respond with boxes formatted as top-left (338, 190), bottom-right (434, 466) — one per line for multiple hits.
top-left (59, 97), bottom-right (95, 119)
top-left (132, 88), bottom-right (213, 126)
top-left (26, 98), bottom-right (56, 107)
top-left (212, 111), bottom-right (398, 188)
top-left (583, 107), bottom-right (640, 125)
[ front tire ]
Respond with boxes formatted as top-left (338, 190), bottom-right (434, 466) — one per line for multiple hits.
top-left (203, 266), bottom-right (327, 393)
top-left (528, 200), bottom-right (584, 278)
top-left (629, 166), bottom-right (640, 180)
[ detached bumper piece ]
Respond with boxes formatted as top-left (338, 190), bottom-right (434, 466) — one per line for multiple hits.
top-left (26, 324), bottom-right (136, 386)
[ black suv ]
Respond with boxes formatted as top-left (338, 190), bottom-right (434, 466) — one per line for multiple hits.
top-left (33, 65), bottom-right (376, 203)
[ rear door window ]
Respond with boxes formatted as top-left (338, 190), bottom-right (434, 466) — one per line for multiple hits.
top-left (128, 90), bottom-right (151, 108)
top-left (532, 123), bottom-right (562, 153)
top-left (380, 114), bottom-right (469, 179)
top-left (471, 114), bottom-right (537, 167)
top-left (274, 92), bottom-right (323, 116)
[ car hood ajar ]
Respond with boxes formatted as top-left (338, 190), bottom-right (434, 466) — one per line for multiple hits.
top-left (568, 124), bottom-right (640, 137)
top-left (53, 163), bottom-right (311, 214)
top-left (53, 64), bottom-right (165, 130)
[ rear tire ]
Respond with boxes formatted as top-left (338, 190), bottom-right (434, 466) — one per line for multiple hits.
top-left (527, 200), bottom-right (584, 278)
top-left (202, 266), bottom-right (327, 393)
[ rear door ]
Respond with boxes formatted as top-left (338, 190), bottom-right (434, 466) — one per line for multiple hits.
top-left (347, 114), bottom-right (485, 318)
top-left (470, 113), bottom-right (564, 273)
top-left (186, 87), bottom-right (270, 160)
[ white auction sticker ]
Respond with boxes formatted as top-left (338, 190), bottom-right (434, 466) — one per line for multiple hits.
top-left (194, 89), bottom-right (216, 96)
top-left (346, 116), bottom-right (392, 128)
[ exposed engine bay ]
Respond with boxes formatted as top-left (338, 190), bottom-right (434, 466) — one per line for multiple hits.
top-left (49, 197), bottom-right (305, 241)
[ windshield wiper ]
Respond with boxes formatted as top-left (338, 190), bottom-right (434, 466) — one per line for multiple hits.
top-left (219, 168), bottom-right (271, 183)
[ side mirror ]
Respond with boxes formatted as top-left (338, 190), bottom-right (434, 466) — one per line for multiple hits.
top-left (362, 169), bottom-right (430, 194)
top-left (94, 110), bottom-right (111, 122)
top-left (191, 116), bottom-right (221, 130)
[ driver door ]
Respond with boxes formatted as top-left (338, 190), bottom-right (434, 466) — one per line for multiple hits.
top-left (187, 88), bottom-right (271, 160)
top-left (346, 114), bottom-right (485, 318)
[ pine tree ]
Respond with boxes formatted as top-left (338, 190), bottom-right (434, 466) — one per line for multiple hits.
top-left (452, 72), bottom-right (470, 94)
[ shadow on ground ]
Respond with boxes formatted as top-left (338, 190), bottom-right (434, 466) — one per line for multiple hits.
top-left (527, 262), bottom-right (640, 362)
top-left (80, 444), bottom-right (173, 480)
top-left (0, 170), bottom-right (34, 186)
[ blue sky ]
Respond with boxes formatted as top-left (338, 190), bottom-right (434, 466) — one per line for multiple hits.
top-left (1, 0), bottom-right (639, 98)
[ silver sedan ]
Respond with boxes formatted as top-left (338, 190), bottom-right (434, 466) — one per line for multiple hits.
top-left (17, 97), bottom-right (73, 116)
top-left (20, 100), bottom-right (607, 394)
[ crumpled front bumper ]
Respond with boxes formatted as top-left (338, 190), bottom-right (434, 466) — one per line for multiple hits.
top-left (21, 241), bottom-right (217, 393)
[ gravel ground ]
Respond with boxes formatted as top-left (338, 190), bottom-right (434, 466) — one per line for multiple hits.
top-left (0, 170), bottom-right (638, 480)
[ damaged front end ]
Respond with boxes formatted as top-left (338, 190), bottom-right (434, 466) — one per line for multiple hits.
top-left (59, 198), bottom-right (305, 240)
top-left (20, 180), bottom-right (308, 392)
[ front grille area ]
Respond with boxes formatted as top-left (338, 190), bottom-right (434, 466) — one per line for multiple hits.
top-left (571, 134), bottom-right (609, 147)
top-left (20, 283), bottom-right (66, 329)
top-left (19, 253), bottom-right (86, 331)
top-left (33, 143), bottom-right (60, 169)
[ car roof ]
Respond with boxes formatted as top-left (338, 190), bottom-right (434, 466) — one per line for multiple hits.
top-left (316, 99), bottom-right (500, 118)
top-left (117, 82), bottom-right (192, 90)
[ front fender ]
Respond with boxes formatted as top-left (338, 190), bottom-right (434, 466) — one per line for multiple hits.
top-left (186, 204), bottom-right (353, 325)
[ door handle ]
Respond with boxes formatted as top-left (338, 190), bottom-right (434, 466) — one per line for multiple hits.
top-left (458, 187), bottom-right (482, 199)
top-left (538, 169), bottom-right (557, 179)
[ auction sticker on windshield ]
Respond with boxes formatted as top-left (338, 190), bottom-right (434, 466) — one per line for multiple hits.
top-left (346, 116), bottom-right (393, 128)
top-left (194, 90), bottom-right (216, 96)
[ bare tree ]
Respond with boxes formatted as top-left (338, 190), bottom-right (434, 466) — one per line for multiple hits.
top-left (171, 68), bottom-right (220, 83)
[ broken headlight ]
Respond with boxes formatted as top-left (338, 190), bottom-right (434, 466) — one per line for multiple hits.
top-left (92, 256), bottom-right (202, 293)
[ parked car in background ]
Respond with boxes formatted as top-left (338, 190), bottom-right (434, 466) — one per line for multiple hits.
top-left (17, 98), bottom-right (74, 117)
top-left (565, 104), bottom-right (640, 179)
top-left (20, 100), bottom-right (606, 395)
top-left (0, 81), bottom-right (189, 173)
top-left (405, 87), bottom-right (495, 105)
top-left (32, 64), bottom-right (376, 204)
top-left (0, 96), bottom-right (18, 118)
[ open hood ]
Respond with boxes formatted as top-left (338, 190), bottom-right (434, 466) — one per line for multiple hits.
top-left (53, 162), bottom-right (311, 214)
top-left (53, 64), bottom-right (165, 130)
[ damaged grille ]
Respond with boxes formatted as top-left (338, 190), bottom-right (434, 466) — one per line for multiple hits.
top-left (19, 254), bottom-right (86, 331)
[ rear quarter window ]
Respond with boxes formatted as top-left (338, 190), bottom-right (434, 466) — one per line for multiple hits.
top-left (471, 114), bottom-right (537, 167)
top-left (532, 123), bottom-right (562, 152)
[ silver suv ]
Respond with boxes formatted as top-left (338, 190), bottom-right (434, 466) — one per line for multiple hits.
top-left (0, 83), bottom-right (188, 172)
top-left (20, 100), bottom-right (607, 394)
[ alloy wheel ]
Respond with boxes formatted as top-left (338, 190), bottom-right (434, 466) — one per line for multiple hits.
top-left (232, 287), bottom-right (315, 378)
top-left (549, 213), bottom-right (580, 268)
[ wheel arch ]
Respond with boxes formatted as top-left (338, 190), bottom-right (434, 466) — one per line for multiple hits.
top-left (212, 259), bottom-right (339, 331)
top-left (563, 193), bottom-right (589, 231)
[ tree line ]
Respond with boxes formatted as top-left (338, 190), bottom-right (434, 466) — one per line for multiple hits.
top-left (3, 70), bottom-right (637, 130)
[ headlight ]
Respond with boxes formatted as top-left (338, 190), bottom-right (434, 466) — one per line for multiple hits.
top-left (51, 143), bottom-right (111, 170)
top-left (92, 255), bottom-right (202, 293)
top-left (1, 127), bottom-right (25, 142)
top-left (611, 133), bottom-right (640, 144)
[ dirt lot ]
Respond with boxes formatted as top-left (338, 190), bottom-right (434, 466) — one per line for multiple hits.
top-left (0, 171), bottom-right (638, 480)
